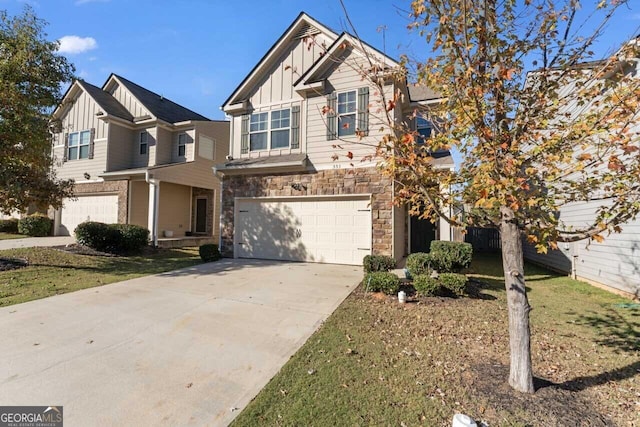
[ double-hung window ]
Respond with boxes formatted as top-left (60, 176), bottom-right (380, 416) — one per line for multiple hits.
top-left (139, 131), bottom-right (148, 155)
top-left (337, 90), bottom-right (357, 137)
top-left (67, 130), bottom-right (91, 160)
top-left (249, 108), bottom-right (290, 151)
top-left (416, 117), bottom-right (433, 143)
top-left (178, 133), bottom-right (187, 157)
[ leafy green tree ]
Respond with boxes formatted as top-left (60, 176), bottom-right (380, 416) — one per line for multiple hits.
top-left (368, 0), bottom-right (640, 392)
top-left (0, 7), bottom-right (74, 214)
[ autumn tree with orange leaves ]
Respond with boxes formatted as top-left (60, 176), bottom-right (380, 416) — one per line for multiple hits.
top-left (366, 0), bottom-right (640, 393)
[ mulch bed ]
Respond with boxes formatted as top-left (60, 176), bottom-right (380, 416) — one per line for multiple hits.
top-left (0, 257), bottom-right (28, 271)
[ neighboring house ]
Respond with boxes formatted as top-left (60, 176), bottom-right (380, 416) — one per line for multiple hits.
top-left (522, 42), bottom-right (640, 299)
top-left (216, 12), bottom-right (453, 266)
top-left (50, 74), bottom-right (229, 244)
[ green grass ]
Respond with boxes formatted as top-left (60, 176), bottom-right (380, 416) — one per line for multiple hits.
top-left (232, 253), bottom-right (639, 427)
top-left (0, 232), bottom-right (25, 240)
top-left (0, 247), bottom-right (203, 306)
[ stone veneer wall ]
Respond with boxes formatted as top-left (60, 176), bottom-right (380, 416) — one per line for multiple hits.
top-left (191, 187), bottom-right (215, 236)
top-left (220, 168), bottom-right (393, 258)
top-left (73, 180), bottom-right (129, 224)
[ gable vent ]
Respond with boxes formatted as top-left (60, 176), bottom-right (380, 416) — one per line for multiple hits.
top-left (294, 23), bottom-right (321, 40)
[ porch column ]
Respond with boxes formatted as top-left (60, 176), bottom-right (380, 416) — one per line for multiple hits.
top-left (148, 179), bottom-right (160, 246)
top-left (439, 182), bottom-right (452, 241)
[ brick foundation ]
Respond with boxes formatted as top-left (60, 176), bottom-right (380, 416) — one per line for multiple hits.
top-left (220, 168), bottom-right (393, 257)
top-left (73, 180), bottom-right (129, 224)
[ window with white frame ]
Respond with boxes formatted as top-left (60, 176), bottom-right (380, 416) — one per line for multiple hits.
top-left (67, 130), bottom-right (91, 160)
top-left (416, 117), bottom-right (433, 143)
top-left (250, 108), bottom-right (290, 151)
top-left (337, 90), bottom-right (356, 137)
top-left (139, 131), bottom-right (148, 155)
top-left (178, 133), bottom-right (187, 157)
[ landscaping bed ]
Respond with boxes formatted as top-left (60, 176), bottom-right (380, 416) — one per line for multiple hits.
top-left (232, 254), bottom-right (639, 426)
top-left (0, 246), bottom-right (202, 306)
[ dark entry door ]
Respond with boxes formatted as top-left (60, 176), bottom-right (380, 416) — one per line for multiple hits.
top-left (410, 216), bottom-right (436, 253)
top-left (195, 198), bottom-right (207, 233)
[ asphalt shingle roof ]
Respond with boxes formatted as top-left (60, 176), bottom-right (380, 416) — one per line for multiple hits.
top-left (77, 80), bottom-right (134, 121)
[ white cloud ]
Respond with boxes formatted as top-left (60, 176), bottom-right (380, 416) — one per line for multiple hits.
top-left (75, 0), bottom-right (110, 5)
top-left (58, 36), bottom-right (98, 54)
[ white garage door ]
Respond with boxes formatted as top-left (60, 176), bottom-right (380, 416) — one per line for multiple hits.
top-left (235, 197), bottom-right (371, 265)
top-left (59, 195), bottom-right (119, 236)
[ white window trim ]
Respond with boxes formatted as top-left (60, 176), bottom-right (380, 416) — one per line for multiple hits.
top-left (337, 90), bottom-right (357, 137)
top-left (67, 130), bottom-right (91, 161)
top-left (139, 131), bottom-right (148, 155)
top-left (249, 108), bottom-right (291, 152)
top-left (178, 133), bottom-right (187, 157)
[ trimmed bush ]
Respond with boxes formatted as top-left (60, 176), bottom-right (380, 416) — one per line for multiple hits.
top-left (406, 252), bottom-right (433, 277)
top-left (18, 214), bottom-right (52, 237)
top-left (0, 218), bottom-right (19, 233)
top-left (199, 243), bottom-right (221, 262)
top-left (413, 274), bottom-right (441, 297)
top-left (363, 255), bottom-right (396, 273)
top-left (75, 222), bottom-right (149, 254)
top-left (110, 224), bottom-right (149, 253)
top-left (428, 241), bottom-right (473, 273)
top-left (364, 272), bottom-right (400, 295)
top-left (439, 273), bottom-right (468, 296)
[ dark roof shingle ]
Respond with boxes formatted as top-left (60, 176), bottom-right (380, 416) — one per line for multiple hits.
top-left (77, 80), bottom-right (134, 121)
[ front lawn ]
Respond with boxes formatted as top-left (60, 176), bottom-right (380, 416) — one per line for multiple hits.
top-left (232, 254), bottom-right (639, 426)
top-left (0, 232), bottom-right (25, 240)
top-left (0, 247), bottom-right (202, 306)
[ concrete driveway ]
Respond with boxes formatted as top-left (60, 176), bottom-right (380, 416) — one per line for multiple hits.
top-left (0, 235), bottom-right (74, 250)
top-left (0, 259), bottom-right (361, 426)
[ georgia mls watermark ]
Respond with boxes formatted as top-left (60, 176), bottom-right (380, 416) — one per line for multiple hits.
top-left (0, 407), bottom-right (63, 427)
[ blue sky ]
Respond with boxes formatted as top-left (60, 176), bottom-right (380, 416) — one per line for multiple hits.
top-left (2, 0), bottom-right (640, 120)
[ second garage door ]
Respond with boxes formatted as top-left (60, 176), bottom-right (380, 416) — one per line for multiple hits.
top-left (235, 197), bottom-right (371, 265)
top-left (59, 195), bottom-right (119, 236)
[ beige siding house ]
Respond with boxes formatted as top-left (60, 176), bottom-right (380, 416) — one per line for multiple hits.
top-left (50, 74), bottom-right (229, 244)
top-left (216, 13), bottom-right (453, 266)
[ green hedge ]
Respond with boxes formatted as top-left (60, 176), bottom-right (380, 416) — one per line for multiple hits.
top-left (439, 273), bottom-right (468, 296)
top-left (18, 214), bottom-right (52, 237)
top-left (363, 255), bottom-right (396, 273)
top-left (0, 218), bottom-right (19, 233)
top-left (199, 244), bottom-right (221, 262)
top-left (75, 221), bottom-right (149, 254)
top-left (428, 241), bottom-right (473, 273)
top-left (406, 252), bottom-right (433, 277)
top-left (364, 272), bottom-right (400, 295)
top-left (413, 274), bottom-right (440, 296)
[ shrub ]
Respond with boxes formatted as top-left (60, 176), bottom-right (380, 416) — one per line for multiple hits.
top-left (439, 273), bottom-right (468, 296)
top-left (406, 252), bottom-right (433, 277)
top-left (363, 255), bottom-right (396, 273)
top-left (0, 218), bottom-right (19, 233)
top-left (75, 222), bottom-right (149, 254)
top-left (428, 241), bottom-right (473, 273)
top-left (364, 272), bottom-right (400, 295)
top-left (75, 221), bottom-right (119, 252)
top-left (413, 274), bottom-right (441, 297)
top-left (110, 224), bottom-right (149, 253)
top-left (18, 214), bottom-right (52, 237)
top-left (199, 243), bottom-right (221, 262)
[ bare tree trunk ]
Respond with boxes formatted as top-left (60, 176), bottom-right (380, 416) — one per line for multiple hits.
top-left (499, 206), bottom-right (535, 393)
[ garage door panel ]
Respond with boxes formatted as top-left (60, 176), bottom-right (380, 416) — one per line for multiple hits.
top-left (235, 197), bottom-right (371, 265)
top-left (60, 195), bottom-right (119, 236)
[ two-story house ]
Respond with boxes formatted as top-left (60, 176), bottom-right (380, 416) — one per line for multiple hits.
top-left (215, 13), bottom-right (453, 265)
top-left (50, 74), bottom-right (229, 244)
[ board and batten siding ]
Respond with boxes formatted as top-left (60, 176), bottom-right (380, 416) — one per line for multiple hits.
top-left (248, 34), bottom-right (333, 107)
top-left (523, 199), bottom-right (640, 296)
top-left (52, 89), bottom-right (108, 181)
top-left (107, 82), bottom-right (150, 118)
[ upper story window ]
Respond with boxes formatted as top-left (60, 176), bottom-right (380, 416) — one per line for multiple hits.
top-left (416, 117), bottom-right (433, 143)
top-left (250, 108), bottom-right (290, 151)
top-left (67, 130), bottom-right (91, 160)
top-left (139, 131), bottom-right (148, 155)
top-left (337, 90), bottom-right (357, 137)
top-left (178, 133), bottom-right (187, 157)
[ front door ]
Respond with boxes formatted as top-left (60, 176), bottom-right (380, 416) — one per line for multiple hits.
top-left (195, 198), bottom-right (207, 233)
top-left (410, 215), bottom-right (436, 253)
